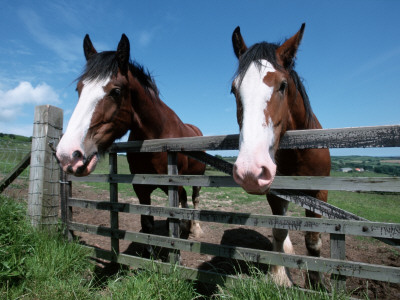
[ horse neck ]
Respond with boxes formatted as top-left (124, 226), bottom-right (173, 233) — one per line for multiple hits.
top-left (128, 80), bottom-right (175, 140)
top-left (277, 90), bottom-right (328, 176)
top-left (287, 90), bottom-right (321, 131)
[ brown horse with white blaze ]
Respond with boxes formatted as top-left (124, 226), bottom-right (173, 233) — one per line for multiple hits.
top-left (231, 24), bottom-right (331, 287)
top-left (56, 34), bottom-right (205, 238)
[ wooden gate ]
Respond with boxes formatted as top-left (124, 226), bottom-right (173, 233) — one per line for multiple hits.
top-left (60, 125), bottom-right (400, 287)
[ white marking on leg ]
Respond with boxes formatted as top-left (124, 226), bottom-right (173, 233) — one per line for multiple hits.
top-left (307, 237), bottom-right (322, 253)
top-left (284, 235), bottom-right (295, 254)
top-left (270, 228), bottom-right (293, 286)
top-left (269, 265), bottom-right (293, 287)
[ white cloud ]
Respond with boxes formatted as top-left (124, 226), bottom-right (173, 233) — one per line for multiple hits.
top-left (0, 81), bottom-right (61, 121)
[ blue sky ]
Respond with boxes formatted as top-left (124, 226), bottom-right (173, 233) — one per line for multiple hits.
top-left (0, 0), bottom-right (399, 156)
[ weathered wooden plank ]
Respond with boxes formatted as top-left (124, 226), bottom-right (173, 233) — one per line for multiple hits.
top-left (110, 134), bottom-right (239, 153)
top-left (72, 223), bottom-right (400, 283)
top-left (0, 152), bottom-right (30, 193)
top-left (270, 190), bottom-right (400, 248)
top-left (273, 176), bottom-right (400, 192)
top-left (67, 198), bottom-right (400, 239)
top-left (109, 125), bottom-right (400, 153)
top-left (280, 125), bottom-right (400, 149)
top-left (271, 190), bottom-right (363, 221)
top-left (184, 151), bottom-right (234, 175)
top-left (69, 173), bottom-right (400, 192)
top-left (330, 233), bottom-right (347, 290)
top-left (68, 174), bottom-right (110, 182)
top-left (60, 170), bottom-right (74, 241)
top-left (117, 174), bottom-right (238, 187)
top-left (109, 153), bottom-right (119, 255)
top-left (167, 152), bottom-right (180, 264)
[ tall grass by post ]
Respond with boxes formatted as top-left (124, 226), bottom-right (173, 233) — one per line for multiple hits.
top-left (0, 195), bottom-right (200, 299)
top-left (0, 196), bottom-right (35, 284)
top-left (103, 263), bottom-right (200, 300)
top-left (0, 196), bottom-right (96, 299)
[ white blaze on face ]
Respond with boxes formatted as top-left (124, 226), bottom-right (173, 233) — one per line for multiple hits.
top-left (233, 60), bottom-right (277, 193)
top-left (56, 77), bottom-right (110, 174)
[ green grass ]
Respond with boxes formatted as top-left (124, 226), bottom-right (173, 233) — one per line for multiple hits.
top-left (0, 196), bottom-right (96, 299)
top-left (0, 195), bottom-right (199, 299)
top-left (214, 267), bottom-right (354, 300)
top-left (103, 265), bottom-right (199, 300)
top-left (328, 191), bottom-right (400, 223)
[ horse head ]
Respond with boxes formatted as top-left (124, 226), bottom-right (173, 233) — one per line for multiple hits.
top-left (56, 34), bottom-right (134, 176)
top-left (231, 24), bottom-right (306, 194)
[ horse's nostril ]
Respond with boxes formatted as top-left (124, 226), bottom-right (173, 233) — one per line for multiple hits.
top-left (72, 150), bottom-right (83, 159)
top-left (67, 166), bottom-right (73, 174)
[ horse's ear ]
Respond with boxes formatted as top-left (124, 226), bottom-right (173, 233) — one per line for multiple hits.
top-left (116, 34), bottom-right (130, 76)
top-left (232, 26), bottom-right (248, 59)
top-left (83, 34), bottom-right (97, 61)
top-left (277, 23), bottom-right (305, 69)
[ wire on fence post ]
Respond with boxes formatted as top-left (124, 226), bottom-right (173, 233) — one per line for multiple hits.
top-left (167, 152), bottom-right (180, 264)
top-left (109, 152), bottom-right (119, 258)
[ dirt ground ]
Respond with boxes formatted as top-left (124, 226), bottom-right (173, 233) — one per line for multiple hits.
top-left (70, 184), bottom-right (400, 299)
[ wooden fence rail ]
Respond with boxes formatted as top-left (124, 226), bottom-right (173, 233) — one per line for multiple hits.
top-left (61, 124), bottom-right (400, 289)
top-left (70, 173), bottom-right (400, 192)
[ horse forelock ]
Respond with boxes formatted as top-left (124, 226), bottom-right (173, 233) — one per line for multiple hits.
top-left (77, 51), bottom-right (159, 97)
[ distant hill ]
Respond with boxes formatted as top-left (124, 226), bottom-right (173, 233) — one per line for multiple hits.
top-left (0, 133), bottom-right (31, 142)
top-left (219, 155), bottom-right (400, 176)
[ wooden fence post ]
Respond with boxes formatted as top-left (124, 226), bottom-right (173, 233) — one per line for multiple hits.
top-left (60, 170), bottom-right (73, 240)
top-left (330, 233), bottom-right (346, 291)
top-left (27, 105), bottom-right (63, 231)
top-left (109, 152), bottom-right (119, 256)
top-left (168, 152), bottom-right (180, 264)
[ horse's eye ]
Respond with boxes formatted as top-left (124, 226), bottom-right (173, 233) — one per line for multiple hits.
top-left (110, 88), bottom-right (121, 99)
top-left (278, 81), bottom-right (287, 93)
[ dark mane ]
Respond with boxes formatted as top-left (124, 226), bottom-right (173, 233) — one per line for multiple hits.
top-left (78, 51), bottom-right (159, 95)
top-left (235, 42), bottom-right (315, 127)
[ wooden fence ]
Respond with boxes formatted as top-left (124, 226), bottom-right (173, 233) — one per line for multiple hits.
top-left (61, 124), bottom-right (400, 289)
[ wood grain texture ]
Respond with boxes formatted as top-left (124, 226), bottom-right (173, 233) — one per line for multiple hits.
top-left (109, 125), bottom-right (400, 153)
top-left (68, 173), bottom-right (400, 192)
top-left (67, 198), bottom-right (400, 240)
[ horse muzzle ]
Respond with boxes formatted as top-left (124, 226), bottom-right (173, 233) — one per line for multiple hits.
top-left (233, 156), bottom-right (277, 195)
top-left (52, 143), bottom-right (99, 177)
